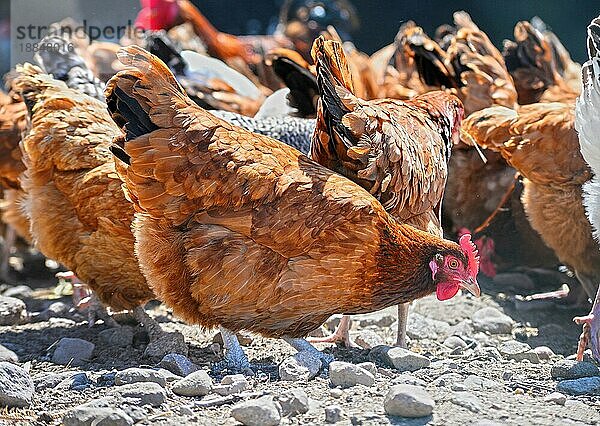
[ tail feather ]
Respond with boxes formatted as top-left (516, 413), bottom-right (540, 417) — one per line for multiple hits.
top-left (311, 36), bottom-right (355, 125)
top-left (105, 46), bottom-right (185, 144)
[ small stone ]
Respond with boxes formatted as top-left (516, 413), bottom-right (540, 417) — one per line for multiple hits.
top-left (115, 368), bottom-right (167, 387)
top-left (172, 370), bottom-right (213, 397)
top-left (52, 338), bottom-right (95, 366)
top-left (111, 382), bottom-right (167, 407)
top-left (329, 361), bottom-right (375, 388)
top-left (384, 384), bottom-right (435, 418)
top-left (353, 330), bottom-right (384, 349)
top-left (392, 373), bottom-right (427, 387)
top-left (325, 315), bottom-right (343, 331)
top-left (463, 375), bottom-right (503, 391)
top-left (179, 406), bottom-right (194, 416)
top-left (98, 327), bottom-right (134, 347)
top-left (493, 272), bottom-right (535, 290)
top-left (471, 307), bottom-right (514, 334)
top-left (406, 313), bottom-right (451, 341)
top-left (451, 391), bottom-right (484, 413)
top-left (158, 353), bottom-right (198, 377)
top-left (231, 396), bottom-right (281, 426)
top-left (544, 392), bottom-right (566, 405)
top-left (276, 388), bottom-right (309, 416)
top-left (57, 373), bottom-right (89, 391)
top-left (213, 374), bottom-right (249, 396)
top-left (385, 347), bottom-right (430, 372)
top-left (0, 344), bottom-right (18, 363)
top-left (443, 336), bottom-right (468, 350)
top-left (432, 373), bottom-right (463, 387)
top-left (551, 359), bottom-right (599, 380)
top-left (34, 371), bottom-right (78, 391)
top-left (279, 351), bottom-right (321, 381)
top-left (324, 405), bottom-right (344, 423)
top-left (63, 403), bottom-right (133, 426)
top-left (143, 331), bottom-right (188, 359)
top-left (356, 362), bottom-right (377, 376)
top-left (3, 285), bottom-right (33, 299)
top-left (0, 362), bottom-right (33, 407)
top-left (154, 368), bottom-right (181, 383)
top-left (498, 340), bottom-right (538, 362)
top-left (37, 302), bottom-right (70, 321)
top-left (556, 377), bottom-right (600, 395)
top-left (0, 296), bottom-right (26, 325)
top-left (532, 346), bottom-right (554, 361)
top-left (329, 388), bottom-right (344, 398)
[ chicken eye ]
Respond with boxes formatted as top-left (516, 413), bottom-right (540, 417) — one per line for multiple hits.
top-left (448, 258), bottom-right (459, 269)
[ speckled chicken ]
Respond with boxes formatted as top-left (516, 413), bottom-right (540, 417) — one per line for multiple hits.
top-left (307, 37), bottom-right (466, 348)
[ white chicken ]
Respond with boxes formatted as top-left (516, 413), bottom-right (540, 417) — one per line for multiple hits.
top-left (575, 16), bottom-right (600, 361)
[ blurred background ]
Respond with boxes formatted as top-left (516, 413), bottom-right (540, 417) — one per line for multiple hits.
top-left (0, 0), bottom-right (598, 76)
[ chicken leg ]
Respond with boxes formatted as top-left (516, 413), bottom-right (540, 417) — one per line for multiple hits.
top-left (306, 316), bottom-right (357, 347)
top-left (574, 287), bottom-right (600, 361)
top-left (395, 303), bottom-right (410, 348)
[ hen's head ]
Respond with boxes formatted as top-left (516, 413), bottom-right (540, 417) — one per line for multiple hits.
top-left (429, 234), bottom-right (480, 301)
top-left (413, 92), bottom-right (465, 148)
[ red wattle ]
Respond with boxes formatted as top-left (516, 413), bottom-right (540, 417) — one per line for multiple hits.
top-left (436, 282), bottom-right (460, 301)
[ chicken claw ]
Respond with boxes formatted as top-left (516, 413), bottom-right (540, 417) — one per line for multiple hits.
top-left (133, 307), bottom-right (187, 358)
top-left (306, 316), bottom-right (358, 348)
top-left (284, 337), bottom-right (334, 367)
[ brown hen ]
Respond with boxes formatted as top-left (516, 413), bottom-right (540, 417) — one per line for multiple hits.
top-left (105, 46), bottom-right (480, 369)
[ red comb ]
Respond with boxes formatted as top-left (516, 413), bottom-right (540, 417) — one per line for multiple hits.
top-left (136, 0), bottom-right (179, 31)
top-left (459, 234), bottom-right (480, 278)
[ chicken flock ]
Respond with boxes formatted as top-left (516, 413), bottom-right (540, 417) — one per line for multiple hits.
top-left (0, 0), bottom-right (599, 373)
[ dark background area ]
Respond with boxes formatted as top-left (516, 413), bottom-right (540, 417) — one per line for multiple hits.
top-left (1, 0), bottom-right (598, 77)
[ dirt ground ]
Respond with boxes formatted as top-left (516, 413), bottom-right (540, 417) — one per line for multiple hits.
top-left (0, 254), bottom-right (599, 426)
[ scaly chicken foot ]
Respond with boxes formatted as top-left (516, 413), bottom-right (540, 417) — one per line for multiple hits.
top-left (283, 337), bottom-right (334, 367)
top-left (306, 316), bottom-right (358, 348)
top-left (395, 303), bottom-right (410, 348)
top-left (133, 307), bottom-right (187, 358)
top-left (213, 327), bottom-right (252, 373)
top-left (82, 293), bottom-right (119, 328)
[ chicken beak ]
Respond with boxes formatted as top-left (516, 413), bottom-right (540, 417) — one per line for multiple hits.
top-left (459, 277), bottom-right (481, 297)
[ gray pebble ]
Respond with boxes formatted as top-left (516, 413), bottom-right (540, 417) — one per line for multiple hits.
top-left (98, 327), bottom-right (134, 348)
top-left (52, 338), bottom-right (95, 366)
top-left (384, 384), bottom-right (435, 418)
top-left (544, 392), bottom-right (566, 405)
top-left (324, 404), bottom-right (344, 423)
top-left (444, 336), bottom-right (468, 350)
top-left (556, 377), bottom-right (600, 395)
top-left (172, 370), bottom-right (213, 397)
top-left (385, 347), bottom-right (430, 372)
top-left (63, 403), bottom-right (133, 426)
top-left (0, 362), bottom-right (33, 407)
top-left (532, 346), bottom-right (555, 361)
top-left (143, 331), bottom-right (188, 359)
top-left (356, 362), bottom-right (377, 376)
top-left (432, 373), bottom-right (463, 387)
top-left (0, 344), bottom-right (18, 363)
top-left (110, 382), bottom-right (167, 407)
top-left (213, 374), bottom-right (249, 396)
top-left (406, 313), bottom-right (451, 341)
top-left (159, 353), bottom-right (198, 377)
top-left (276, 388), bottom-right (309, 416)
top-left (34, 371), bottom-right (79, 391)
top-left (471, 307), bottom-right (513, 334)
top-left (353, 330), bottom-right (384, 349)
top-left (498, 340), bottom-right (539, 363)
top-left (392, 372), bottom-right (427, 387)
top-left (231, 396), bottom-right (281, 426)
top-left (279, 351), bottom-right (321, 381)
top-left (329, 361), bottom-right (375, 388)
top-left (462, 375), bottom-right (503, 391)
top-left (0, 296), bottom-right (27, 326)
top-left (57, 372), bottom-right (89, 391)
top-left (115, 368), bottom-right (167, 387)
top-left (451, 391), bottom-right (484, 413)
top-left (37, 302), bottom-right (70, 321)
top-left (330, 388), bottom-right (344, 398)
top-left (551, 359), bottom-right (599, 380)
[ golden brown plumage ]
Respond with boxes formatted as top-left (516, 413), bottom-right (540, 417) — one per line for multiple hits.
top-left (463, 103), bottom-right (600, 298)
top-left (105, 46), bottom-right (479, 339)
top-left (0, 89), bottom-right (27, 190)
top-left (14, 64), bottom-right (154, 311)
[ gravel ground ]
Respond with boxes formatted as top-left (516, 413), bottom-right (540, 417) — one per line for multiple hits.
top-left (0, 264), bottom-right (599, 426)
